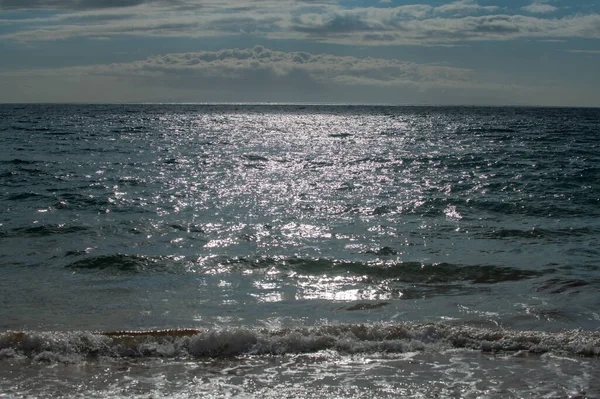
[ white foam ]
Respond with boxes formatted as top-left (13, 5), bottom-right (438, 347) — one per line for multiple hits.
top-left (1, 323), bottom-right (599, 362)
top-left (1, 326), bottom-right (600, 398)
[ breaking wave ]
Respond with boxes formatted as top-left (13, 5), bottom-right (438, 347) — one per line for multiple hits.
top-left (1, 323), bottom-right (598, 363)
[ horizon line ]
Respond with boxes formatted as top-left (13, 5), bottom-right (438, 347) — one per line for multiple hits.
top-left (1, 102), bottom-right (598, 109)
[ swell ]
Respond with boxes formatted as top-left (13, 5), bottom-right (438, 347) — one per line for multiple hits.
top-left (1, 224), bottom-right (89, 238)
top-left (204, 256), bottom-right (545, 284)
top-left (65, 254), bottom-right (168, 274)
top-left (479, 227), bottom-right (599, 240)
top-left (0, 159), bottom-right (40, 165)
top-left (1, 323), bottom-right (598, 362)
top-left (59, 253), bottom-right (545, 283)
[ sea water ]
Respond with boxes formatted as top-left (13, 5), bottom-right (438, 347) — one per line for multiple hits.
top-left (0, 104), bottom-right (599, 398)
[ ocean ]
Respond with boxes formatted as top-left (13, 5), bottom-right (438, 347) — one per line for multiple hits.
top-left (0, 104), bottom-right (599, 398)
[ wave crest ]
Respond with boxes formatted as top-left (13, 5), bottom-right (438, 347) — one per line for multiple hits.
top-left (1, 324), bottom-right (598, 363)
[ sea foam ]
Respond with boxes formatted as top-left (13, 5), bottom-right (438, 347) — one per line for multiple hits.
top-left (1, 323), bottom-right (598, 362)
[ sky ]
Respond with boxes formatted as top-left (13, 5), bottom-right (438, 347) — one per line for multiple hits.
top-left (0, 0), bottom-right (599, 106)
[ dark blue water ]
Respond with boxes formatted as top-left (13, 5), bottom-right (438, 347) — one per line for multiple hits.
top-left (1, 104), bottom-right (599, 398)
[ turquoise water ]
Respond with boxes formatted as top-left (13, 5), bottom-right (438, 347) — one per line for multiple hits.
top-left (1, 104), bottom-right (599, 397)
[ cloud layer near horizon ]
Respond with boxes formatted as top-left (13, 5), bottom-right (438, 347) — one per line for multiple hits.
top-left (0, 46), bottom-right (476, 102)
top-left (1, 45), bottom-right (592, 105)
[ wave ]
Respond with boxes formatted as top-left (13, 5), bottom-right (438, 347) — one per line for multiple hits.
top-left (5, 192), bottom-right (50, 201)
top-left (7, 125), bottom-right (54, 133)
top-left (1, 224), bottom-right (88, 238)
top-left (535, 277), bottom-right (598, 294)
top-left (0, 159), bottom-right (40, 165)
top-left (243, 154), bottom-right (269, 162)
top-left (61, 254), bottom-right (545, 284)
top-left (215, 256), bottom-right (544, 284)
top-left (1, 323), bottom-right (598, 363)
top-left (65, 254), bottom-right (168, 274)
top-left (480, 227), bottom-right (599, 240)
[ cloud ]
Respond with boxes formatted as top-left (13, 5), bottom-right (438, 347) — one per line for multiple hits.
top-left (289, 12), bottom-right (600, 44)
top-left (292, 11), bottom-right (384, 34)
top-left (100, 45), bottom-right (476, 88)
top-left (0, 46), bottom-right (491, 103)
top-left (0, 0), bottom-right (151, 9)
top-left (2, 45), bottom-right (598, 106)
top-left (567, 49), bottom-right (600, 54)
top-left (522, 1), bottom-right (558, 14)
top-left (1, 1), bottom-right (599, 45)
top-left (0, 0), bottom-right (206, 11)
top-left (434, 0), bottom-right (499, 16)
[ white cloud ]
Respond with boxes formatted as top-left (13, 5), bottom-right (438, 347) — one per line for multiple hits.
top-left (92, 46), bottom-right (476, 88)
top-left (0, 0), bottom-right (147, 9)
top-left (434, 0), bottom-right (498, 16)
top-left (0, 1), bottom-right (598, 45)
top-left (0, 46), bottom-right (502, 104)
top-left (522, 1), bottom-right (558, 14)
top-left (1, 46), bottom-right (598, 106)
top-left (289, 12), bottom-right (600, 44)
top-left (567, 49), bottom-right (600, 54)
